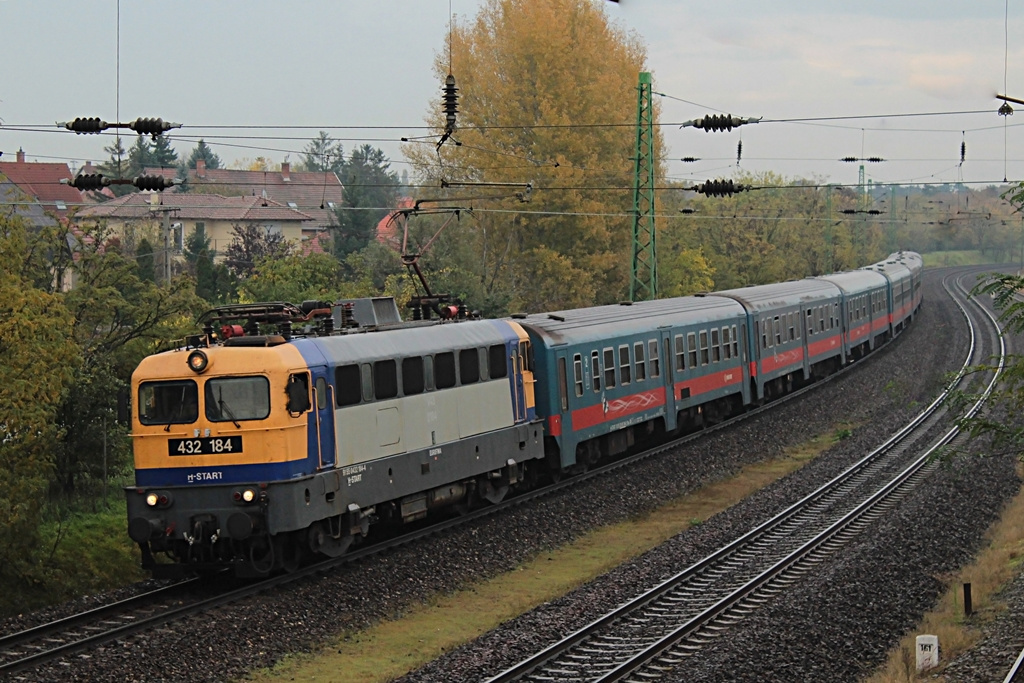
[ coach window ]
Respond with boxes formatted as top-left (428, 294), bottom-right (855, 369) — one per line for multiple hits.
top-left (674, 335), bottom-right (685, 372)
top-left (760, 319), bottom-right (767, 349)
top-left (573, 353), bottom-right (584, 397)
top-left (205, 376), bottom-right (271, 422)
top-left (460, 348), bottom-right (480, 385)
top-left (619, 345), bottom-right (632, 384)
top-left (557, 357), bottom-right (568, 411)
top-left (489, 344), bottom-right (508, 379)
top-left (435, 352), bottom-right (456, 389)
top-left (699, 330), bottom-right (709, 366)
top-left (722, 327), bottom-right (731, 360)
top-left (649, 340), bottom-right (660, 378)
top-left (687, 332), bottom-right (698, 367)
top-left (711, 328), bottom-right (721, 363)
top-left (139, 380), bottom-right (199, 425)
top-left (591, 351), bottom-right (601, 392)
top-left (774, 316), bottom-right (782, 346)
top-left (634, 342), bottom-right (646, 381)
top-left (788, 313), bottom-right (795, 341)
top-left (604, 348), bottom-right (616, 388)
top-left (732, 325), bottom-right (740, 356)
top-left (373, 360), bottom-right (398, 400)
top-left (806, 309), bottom-right (814, 336)
top-left (402, 357), bottom-right (425, 395)
top-left (335, 364), bottom-right (361, 406)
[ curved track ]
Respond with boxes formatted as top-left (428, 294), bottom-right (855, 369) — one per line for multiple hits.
top-left (486, 270), bottom-right (1003, 683)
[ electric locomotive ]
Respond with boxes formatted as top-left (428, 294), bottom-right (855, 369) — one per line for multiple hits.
top-left (127, 300), bottom-right (544, 577)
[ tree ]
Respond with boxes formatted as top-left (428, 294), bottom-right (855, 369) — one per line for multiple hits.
top-left (404, 0), bottom-right (656, 312)
top-left (223, 224), bottom-right (292, 279)
top-left (150, 135), bottom-right (178, 168)
top-left (239, 252), bottom-right (346, 303)
top-left (97, 136), bottom-right (133, 197)
top-left (300, 131), bottom-right (346, 174)
top-left (53, 225), bottom-right (202, 494)
top-left (0, 213), bottom-right (78, 602)
top-left (334, 144), bottom-right (401, 262)
top-left (125, 136), bottom-right (155, 178)
top-left (183, 226), bottom-right (235, 303)
top-left (136, 238), bottom-right (156, 282)
top-left (186, 139), bottom-right (222, 170)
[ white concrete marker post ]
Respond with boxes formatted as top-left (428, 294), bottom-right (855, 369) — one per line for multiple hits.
top-left (916, 634), bottom-right (940, 672)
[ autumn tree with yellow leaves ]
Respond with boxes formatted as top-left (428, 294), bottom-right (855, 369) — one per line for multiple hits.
top-left (406, 0), bottom-right (668, 313)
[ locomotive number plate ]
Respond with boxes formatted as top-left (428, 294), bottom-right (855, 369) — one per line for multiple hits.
top-left (168, 436), bottom-right (243, 456)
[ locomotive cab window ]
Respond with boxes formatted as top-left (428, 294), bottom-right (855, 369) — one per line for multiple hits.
top-left (206, 376), bottom-right (271, 422)
top-left (139, 380), bottom-right (199, 425)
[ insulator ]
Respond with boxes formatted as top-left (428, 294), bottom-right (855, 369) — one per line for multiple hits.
top-left (867, 209), bottom-right (882, 215)
top-left (866, 156), bottom-right (885, 163)
top-left (840, 209), bottom-right (857, 214)
top-left (680, 157), bottom-right (700, 163)
top-left (736, 140), bottom-right (743, 164)
top-left (66, 117), bottom-right (107, 134)
top-left (133, 175), bottom-right (175, 191)
top-left (695, 179), bottom-right (743, 197)
top-left (960, 141), bottom-right (966, 163)
top-left (69, 174), bottom-right (109, 191)
top-left (129, 117), bottom-right (173, 138)
top-left (693, 114), bottom-right (739, 132)
top-left (442, 74), bottom-right (459, 133)
top-left (840, 157), bottom-right (858, 162)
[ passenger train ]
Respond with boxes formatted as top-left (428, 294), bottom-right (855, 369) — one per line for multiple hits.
top-left (126, 252), bottom-right (923, 577)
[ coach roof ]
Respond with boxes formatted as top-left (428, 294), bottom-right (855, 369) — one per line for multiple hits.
top-left (517, 295), bottom-right (745, 346)
top-left (716, 278), bottom-right (842, 313)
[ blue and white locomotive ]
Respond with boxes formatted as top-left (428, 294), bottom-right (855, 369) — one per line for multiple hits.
top-left (126, 253), bottom-right (922, 577)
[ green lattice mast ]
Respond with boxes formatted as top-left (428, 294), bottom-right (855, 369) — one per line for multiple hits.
top-left (630, 72), bottom-right (657, 302)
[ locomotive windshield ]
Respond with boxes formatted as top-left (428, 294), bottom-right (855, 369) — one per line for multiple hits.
top-left (204, 376), bottom-right (271, 423)
top-left (139, 380), bottom-right (199, 426)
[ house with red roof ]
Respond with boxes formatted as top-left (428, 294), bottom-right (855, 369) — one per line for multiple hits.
top-left (144, 160), bottom-right (343, 238)
top-left (0, 149), bottom-right (85, 219)
top-left (77, 192), bottom-right (315, 262)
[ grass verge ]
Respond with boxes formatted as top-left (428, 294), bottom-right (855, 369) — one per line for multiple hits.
top-left (864, 461), bottom-right (1024, 683)
top-left (0, 495), bottom-right (147, 618)
top-left (248, 425), bottom-right (854, 683)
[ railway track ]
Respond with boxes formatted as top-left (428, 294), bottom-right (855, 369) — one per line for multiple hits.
top-left (0, 273), bottom-right (948, 679)
top-left (486, 271), bottom-right (1003, 683)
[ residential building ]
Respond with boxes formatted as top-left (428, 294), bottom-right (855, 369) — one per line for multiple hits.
top-left (76, 192), bottom-right (314, 259)
top-left (145, 160), bottom-right (343, 238)
top-left (0, 148), bottom-right (85, 219)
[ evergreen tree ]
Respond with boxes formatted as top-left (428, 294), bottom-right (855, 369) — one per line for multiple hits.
top-left (301, 132), bottom-right (345, 174)
top-left (333, 144), bottom-right (400, 261)
top-left (186, 139), bottom-right (222, 170)
top-left (136, 238), bottom-right (156, 282)
top-left (97, 136), bottom-right (132, 196)
top-left (126, 136), bottom-right (155, 178)
top-left (151, 135), bottom-right (178, 168)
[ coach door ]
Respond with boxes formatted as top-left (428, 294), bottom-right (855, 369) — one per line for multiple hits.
top-left (309, 365), bottom-right (337, 469)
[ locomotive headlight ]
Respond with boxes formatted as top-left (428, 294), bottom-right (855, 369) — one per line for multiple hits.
top-left (187, 349), bottom-right (209, 374)
top-left (242, 488), bottom-right (256, 503)
top-left (146, 492), bottom-right (159, 507)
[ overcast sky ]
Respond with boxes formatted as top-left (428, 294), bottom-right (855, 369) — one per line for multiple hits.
top-left (3, 0), bottom-right (1024, 189)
